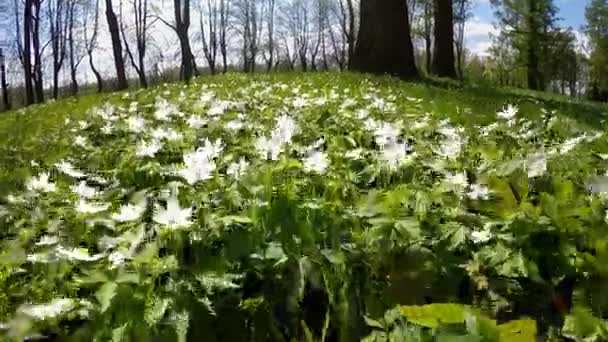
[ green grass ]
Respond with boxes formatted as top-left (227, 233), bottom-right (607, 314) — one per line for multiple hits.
top-left (2, 72), bottom-right (605, 198)
top-left (1, 72), bottom-right (608, 341)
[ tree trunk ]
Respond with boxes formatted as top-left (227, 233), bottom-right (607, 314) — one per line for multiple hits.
top-left (432, 0), bottom-right (456, 78)
top-left (175, 0), bottom-right (195, 82)
top-left (351, 0), bottom-right (418, 79)
top-left (106, 0), bottom-right (128, 90)
top-left (23, 0), bottom-right (35, 106)
top-left (0, 49), bottom-right (11, 111)
top-left (32, 0), bottom-right (44, 103)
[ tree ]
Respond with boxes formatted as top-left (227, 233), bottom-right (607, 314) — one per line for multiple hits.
top-left (261, 0), bottom-right (276, 72)
top-left (200, 0), bottom-right (220, 74)
top-left (84, 0), bottom-right (103, 92)
top-left (32, 0), bottom-right (44, 103)
top-left (585, 0), bottom-right (608, 100)
top-left (120, 0), bottom-right (151, 87)
top-left (0, 48), bottom-right (10, 111)
top-left (67, 0), bottom-right (85, 96)
top-left (166, 0), bottom-right (197, 82)
top-left (48, 0), bottom-right (68, 99)
top-left (491, 0), bottom-right (558, 90)
top-left (432, 0), bottom-right (456, 77)
top-left (351, 0), bottom-right (418, 79)
top-left (20, 0), bottom-right (36, 105)
top-left (453, 0), bottom-right (472, 78)
top-left (106, 0), bottom-right (129, 90)
top-left (410, 0), bottom-right (433, 73)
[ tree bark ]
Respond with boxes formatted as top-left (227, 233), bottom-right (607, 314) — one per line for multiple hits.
top-left (23, 0), bottom-right (35, 106)
top-left (351, 0), bottom-right (418, 79)
top-left (106, 0), bottom-right (128, 90)
top-left (432, 0), bottom-right (456, 78)
top-left (0, 49), bottom-right (11, 111)
top-left (175, 0), bottom-right (195, 82)
top-left (32, 0), bottom-right (44, 103)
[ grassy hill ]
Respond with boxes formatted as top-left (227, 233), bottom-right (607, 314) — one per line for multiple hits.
top-left (1, 72), bottom-right (608, 341)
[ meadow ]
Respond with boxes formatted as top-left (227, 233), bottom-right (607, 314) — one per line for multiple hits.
top-left (0, 72), bottom-right (607, 341)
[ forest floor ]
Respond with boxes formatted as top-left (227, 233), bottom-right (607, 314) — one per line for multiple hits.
top-left (0, 72), bottom-right (608, 340)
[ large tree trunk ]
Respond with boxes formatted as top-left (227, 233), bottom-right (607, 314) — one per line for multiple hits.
top-left (351, 0), bottom-right (418, 79)
top-left (0, 49), bottom-right (11, 111)
top-left (33, 0), bottom-right (44, 103)
top-left (175, 0), bottom-right (195, 82)
top-left (23, 0), bottom-right (35, 106)
top-left (431, 0), bottom-right (456, 78)
top-left (106, 0), bottom-right (128, 90)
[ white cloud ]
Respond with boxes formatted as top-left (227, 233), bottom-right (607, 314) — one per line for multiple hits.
top-left (464, 17), bottom-right (498, 56)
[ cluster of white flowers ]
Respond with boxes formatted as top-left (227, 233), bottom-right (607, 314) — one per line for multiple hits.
top-left (256, 114), bottom-right (298, 160)
top-left (153, 188), bottom-right (193, 229)
top-left (154, 97), bottom-right (180, 121)
top-left (497, 104), bottom-right (518, 120)
top-left (26, 172), bottom-right (56, 193)
top-left (178, 139), bottom-right (224, 184)
top-left (18, 298), bottom-right (76, 320)
top-left (112, 199), bottom-right (147, 222)
top-left (303, 150), bottom-right (330, 174)
top-left (226, 158), bottom-right (250, 180)
top-left (436, 124), bottom-right (463, 159)
top-left (527, 152), bottom-right (547, 178)
top-left (136, 139), bottom-right (163, 158)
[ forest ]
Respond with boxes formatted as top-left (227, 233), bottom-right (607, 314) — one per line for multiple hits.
top-left (1, 0), bottom-right (608, 341)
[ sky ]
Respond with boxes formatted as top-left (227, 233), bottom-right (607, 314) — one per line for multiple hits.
top-left (466, 0), bottom-right (591, 56)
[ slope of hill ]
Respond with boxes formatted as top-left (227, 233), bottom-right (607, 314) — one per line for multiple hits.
top-left (0, 72), bottom-right (608, 341)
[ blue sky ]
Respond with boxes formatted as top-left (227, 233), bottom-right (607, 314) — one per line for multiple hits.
top-left (472, 0), bottom-right (589, 29)
top-left (466, 0), bottom-right (590, 55)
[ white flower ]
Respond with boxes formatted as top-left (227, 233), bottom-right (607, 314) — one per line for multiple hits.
top-left (226, 119), bottom-right (245, 131)
top-left (527, 152), bottom-right (546, 178)
top-left (126, 116), bottom-right (146, 132)
top-left (18, 298), bottom-right (76, 320)
top-left (379, 142), bottom-right (411, 170)
top-left (355, 109), bottom-right (369, 120)
top-left (26, 252), bottom-right (56, 263)
top-left (374, 122), bottom-right (400, 147)
top-left (55, 161), bottom-right (86, 178)
top-left (76, 199), bottom-right (110, 214)
top-left (78, 120), bottom-right (89, 130)
top-left (101, 123), bottom-right (115, 135)
top-left (155, 97), bottom-right (178, 121)
top-left (208, 101), bottom-right (231, 116)
top-left (255, 136), bottom-right (283, 160)
top-left (56, 245), bottom-right (105, 262)
top-left (226, 158), bottom-right (250, 180)
top-left (187, 115), bottom-right (207, 129)
top-left (136, 139), bottom-right (162, 158)
top-left (274, 114), bottom-right (298, 144)
top-left (437, 126), bottom-right (463, 158)
top-left (151, 127), bottom-right (182, 141)
top-left (199, 91), bottom-right (215, 104)
top-left (497, 104), bottom-right (518, 120)
top-left (71, 181), bottom-right (97, 199)
top-left (74, 135), bottom-right (88, 148)
top-left (340, 98), bottom-right (357, 110)
top-left (153, 191), bottom-right (192, 229)
top-left (345, 148), bottom-right (363, 160)
top-left (471, 229), bottom-right (492, 244)
top-left (112, 199), bottom-right (147, 222)
top-left (303, 151), bottom-right (329, 174)
top-left (444, 172), bottom-right (468, 188)
top-left (108, 251), bottom-right (127, 268)
top-left (313, 97), bottom-right (328, 106)
top-left (292, 97), bottom-right (308, 108)
top-left (364, 118), bottom-right (378, 131)
top-left (467, 184), bottom-right (491, 200)
top-left (560, 135), bottom-right (586, 154)
top-left (177, 139), bottom-right (223, 184)
top-left (27, 172), bottom-right (56, 193)
top-left (35, 235), bottom-right (59, 246)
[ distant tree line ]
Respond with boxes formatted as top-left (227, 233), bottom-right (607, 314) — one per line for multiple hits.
top-left (1, 0), bottom-right (608, 112)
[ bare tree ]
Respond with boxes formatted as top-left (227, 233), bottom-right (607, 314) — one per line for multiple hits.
top-left (106, 0), bottom-right (129, 90)
top-left (234, 0), bottom-right (263, 73)
top-left (158, 0), bottom-right (196, 81)
top-left (120, 0), bottom-right (151, 87)
top-left (453, 0), bottom-right (471, 78)
top-left (260, 0), bottom-right (276, 72)
top-left (19, 0), bottom-right (36, 105)
top-left (219, 0), bottom-right (229, 72)
top-left (30, 0), bottom-right (45, 103)
top-left (67, 0), bottom-right (86, 95)
top-left (48, 0), bottom-right (68, 99)
top-left (0, 49), bottom-right (10, 111)
top-left (337, 0), bottom-right (355, 68)
top-left (199, 0), bottom-right (219, 74)
top-left (84, 0), bottom-right (103, 92)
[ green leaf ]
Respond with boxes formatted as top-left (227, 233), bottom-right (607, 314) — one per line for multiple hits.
top-left (144, 296), bottom-right (171, 327)
top-left (96, 282), bottom-right (118, 313)
top-left (562, 307), bottom-right (608, 341)
top-left (400, 304), bottom-right (469, 328)
top-left (497, 319), bottom-right (536, 342)
top-left (364, 316), bottom-right (386, 330)
top-left (112, 322), bottom-right (129, 342)
top-left (218, 215), bottom-right (253, 225)
top-left (173, 310), bottom-right (190, 342)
